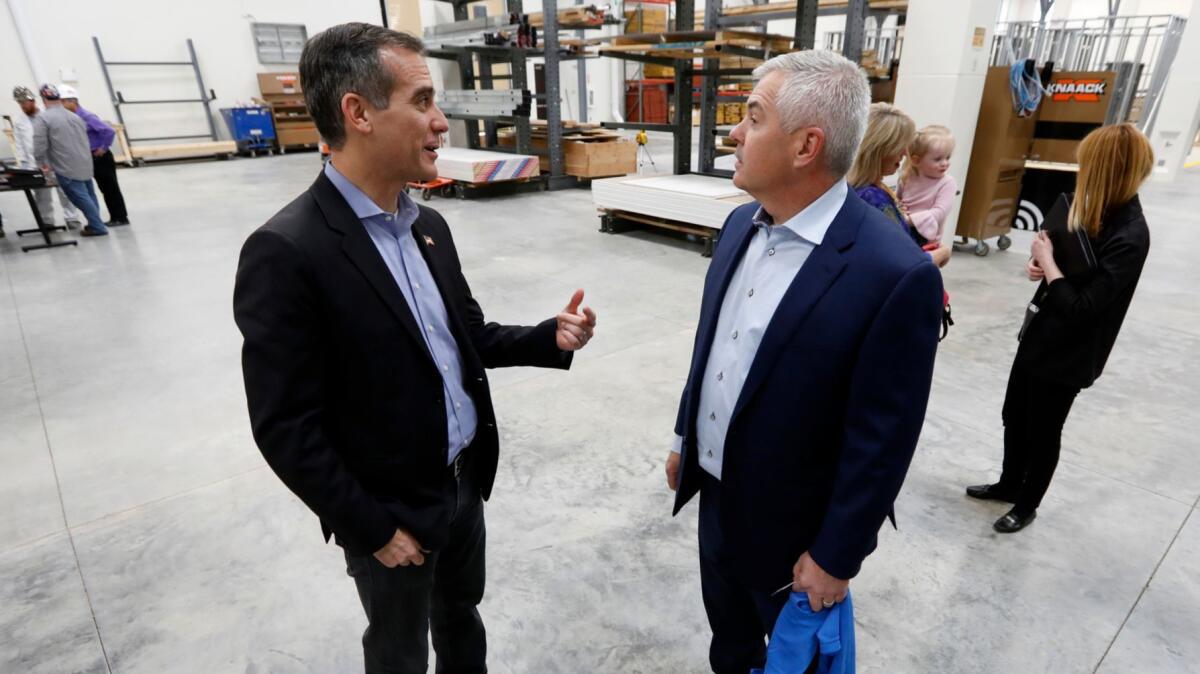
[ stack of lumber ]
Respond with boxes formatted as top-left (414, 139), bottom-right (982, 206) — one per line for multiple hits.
top-left (528, 5), bottom-right (610, 28)
top-left (496, 124), bottom-right (636, 178)
top-left (716, 102), bottom-right (746, 125)
top-left (592, 174), bottom-right (753, 229)
top-left (695, 0), bottom-right (908, 23)
top-left (599, 29), bottom-right (793, 63)
top-left (434, 147), bottom-right (539, 183)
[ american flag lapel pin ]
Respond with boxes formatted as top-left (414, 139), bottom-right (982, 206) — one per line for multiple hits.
top-left (423, 235), bottom-right (435, 247)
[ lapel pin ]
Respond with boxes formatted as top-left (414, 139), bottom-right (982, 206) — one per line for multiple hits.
top-left (423, 235), bottom-right (435, 247)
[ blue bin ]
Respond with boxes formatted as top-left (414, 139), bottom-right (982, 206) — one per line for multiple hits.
top-left (220, 107), bottom-right (276, 152)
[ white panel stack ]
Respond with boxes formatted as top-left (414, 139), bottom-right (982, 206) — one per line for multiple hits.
top-left (434, 147), bottom-right (540, 183)
top-left (591, 174), bottom-right (753, 229)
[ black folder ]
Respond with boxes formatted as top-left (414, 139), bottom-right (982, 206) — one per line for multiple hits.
top-left (1040, 192), bottom-right (1097, 278)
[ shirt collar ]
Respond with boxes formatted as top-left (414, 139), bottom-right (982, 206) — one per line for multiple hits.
top-left (323, 160), bottom-right (418, 235)
top-left (751, 179), bottom-right (848, 245)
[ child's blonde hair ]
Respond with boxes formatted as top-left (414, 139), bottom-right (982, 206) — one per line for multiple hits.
top-left (848, 103), bottom-right (916, 188)
top-left (900, 125), bottom-right (955, 185)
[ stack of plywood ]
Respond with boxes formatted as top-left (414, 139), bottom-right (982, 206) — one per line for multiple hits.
top-left (257, 73), bottom-right (319, 149)
top-left (624, 3), bottom-right (673, 77)
top-left (495, 125), bottom-right (636, 178)
top-left (434, 147), bottom-right (539, 183)
top-left (592, 174), bottom-right (753, 229)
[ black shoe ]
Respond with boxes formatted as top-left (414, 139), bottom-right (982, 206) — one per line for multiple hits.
top-left (966, 483), bottom-right (1018, 503)
top-left (993, 508), bottom-right (1036, 533)
top-left (80, 226), bottom-right (108, 237)
top-left (105, 218), bottom-right (130, 226)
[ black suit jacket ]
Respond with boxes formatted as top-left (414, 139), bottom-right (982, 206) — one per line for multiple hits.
top-left (233, 172), bottom-right (571, 555)
top-left (1019, 195), bottom-right (1150, 390)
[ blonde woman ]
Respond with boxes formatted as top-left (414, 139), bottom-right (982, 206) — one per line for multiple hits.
top-left (967, 123), bottom-right (1154, 533)
top-left (849, 103), bottom-right (951, 266)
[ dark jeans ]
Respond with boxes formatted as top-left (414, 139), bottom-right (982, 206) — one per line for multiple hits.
top-left (56, 175), bottom-right (106, 233)
top-left (92, 150), bottom-right (128, 221)
top-left (344, 458), bottom-right (487, 674)
top-left (1000, 363), bottom-right (1081, 515)
top-left (698, 473), bottom-right (816, 674)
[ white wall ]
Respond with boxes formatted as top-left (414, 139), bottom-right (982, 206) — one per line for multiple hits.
top-left (2, 0), bottom-right (380, 143)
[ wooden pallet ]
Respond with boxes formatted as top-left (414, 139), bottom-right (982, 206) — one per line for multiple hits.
top-left (129, 141), bottom-right (237, 164)
top-left (598, 29), bottom-right (793, 61)
top-left (599, 208), bottom-right (720, 257)
top-left (696, 0), bottom-right (907, 22)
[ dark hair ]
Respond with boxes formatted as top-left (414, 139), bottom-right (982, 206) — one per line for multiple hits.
top-left (299, 22), bottom-right (424, 148)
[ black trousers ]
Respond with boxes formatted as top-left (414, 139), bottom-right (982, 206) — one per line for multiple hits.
top-left (344, 458), bottom-right (487, 674)
top-left (92, 150), bottom-right (127, 221)
top-left (698, 473), bottom-right (816, 674)
top-left (999, 362), bottom-right (1081, 515)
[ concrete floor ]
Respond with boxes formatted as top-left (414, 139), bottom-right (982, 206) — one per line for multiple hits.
top-left (1, 150), bottom-right (1198, 674)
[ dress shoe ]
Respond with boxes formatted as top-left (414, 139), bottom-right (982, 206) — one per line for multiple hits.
top-left (966, 483), bottom-right (1018, 503)
top-left (993, 509), bottom-right (1036, 533)
top-left (80, 226), bottom-right (108, 237)
top-left (105, 218), bottom-right (130, 226)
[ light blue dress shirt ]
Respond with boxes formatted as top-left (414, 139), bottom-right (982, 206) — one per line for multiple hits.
top-left (673, 180), bottom-right (848, 480)
top-left (324, 161), bottom-right (478, 465)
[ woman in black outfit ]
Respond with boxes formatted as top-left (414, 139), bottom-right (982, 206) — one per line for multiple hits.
top-left (967, 123), bottom-right (1155, 533)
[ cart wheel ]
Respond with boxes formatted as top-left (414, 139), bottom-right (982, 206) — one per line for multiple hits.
top-left (421, 188), bottom-right (432, 201)
top-left (974, 240), bottom-right (991, 257)
top-left (441, 185), bottom-right (455, 198)
top-left (997, 234), bottom-right (1012, 251)
top-left (454, 184), bottom-right (466, 199)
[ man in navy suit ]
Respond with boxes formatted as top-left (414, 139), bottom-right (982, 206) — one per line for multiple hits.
top-left (665, 50), bottom-right (943, 673)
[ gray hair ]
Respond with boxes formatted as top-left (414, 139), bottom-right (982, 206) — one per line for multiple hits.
top-left (753, 50), bottom-right (870, 177)
top-left (299, 22), bottom-right (425, 148)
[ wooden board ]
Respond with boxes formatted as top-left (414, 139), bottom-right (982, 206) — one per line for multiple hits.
top-left (130, 141), bottom-right (237, 161)
top-left (697, 0), bottom-right (906, 20)
top-left (592, 174), bottom-right (752, 229)
top-left (435, 147), bottom-right (540, 183)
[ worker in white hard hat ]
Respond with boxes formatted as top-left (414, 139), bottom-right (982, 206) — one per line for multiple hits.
top-left (60, 84), bottom-right (129, 226)
top-left (10, 84), bottom-right (85, 230)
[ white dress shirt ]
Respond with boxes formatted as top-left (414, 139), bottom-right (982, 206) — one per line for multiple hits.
top-left (674, 180), bottom-right (848, 479)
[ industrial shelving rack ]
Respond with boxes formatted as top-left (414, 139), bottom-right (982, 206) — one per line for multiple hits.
top-left (427, 0), bottom-right (614, 190)
top-left (597, 0), bottom-right (905, 178)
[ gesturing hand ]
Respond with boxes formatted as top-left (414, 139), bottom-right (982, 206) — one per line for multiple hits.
top-left (556, 289), bottom-right (597, 351)
top-left (792, 551), bottom-right (849, 612)
top-left (373, 528), bottom-right (429, 568)
top-left (1026, 257), bottom-right (1045, 282)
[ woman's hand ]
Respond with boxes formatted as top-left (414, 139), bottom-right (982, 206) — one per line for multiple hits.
top-left (1030, 232), bottom-right (1064, 282)
top-left (1026, 257), bottom-right (1045, 282)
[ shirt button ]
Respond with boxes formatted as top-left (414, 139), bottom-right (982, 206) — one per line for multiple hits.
top-left (717, 372), bottom-right (723, 381)
top-left (732, 330), bottom-right (738, 339)
top-left (414, 283), bottom-right (421, 290)
top-left (385, 215), bottom-right (393, 221)
top-left (426, 324), bottom-right (433, 331)
top-left (707, 449), bottom-right (713, 457)
top-left (709, 412), bottom-right (716, 421)
top-left (456, 402), bottom-right (462, 409)
top-left (748, 288), bottom-right (755, 298)
top-left (768, 248), bottom-right (776, 256)
top-left (443, 365), bottom-right (449, 372)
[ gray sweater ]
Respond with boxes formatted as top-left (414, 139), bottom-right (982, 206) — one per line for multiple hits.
top-left (32, 105), bottom-right (94, 181)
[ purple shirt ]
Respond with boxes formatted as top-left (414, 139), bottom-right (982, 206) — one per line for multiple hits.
top-left (73, 104), bottom-right (116, 153)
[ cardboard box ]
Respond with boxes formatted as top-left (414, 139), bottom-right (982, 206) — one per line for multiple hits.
top-left (624, 4), bottom-right (669, 33)
top-left (277, 126), bottom-right (320, 147)
top-left (497, 131), bottom-right (637, 178)
top-left (258, 72), bottom-right (303, 96)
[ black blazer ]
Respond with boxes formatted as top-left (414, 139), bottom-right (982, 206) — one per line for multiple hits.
top-left (233, 172), bottom-right (571, 556)
top-left (1018, 195), bottom-right (1150, 390)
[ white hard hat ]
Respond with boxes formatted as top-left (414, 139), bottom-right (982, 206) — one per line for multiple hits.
top-left (57, 84), bottom-right (79, 99)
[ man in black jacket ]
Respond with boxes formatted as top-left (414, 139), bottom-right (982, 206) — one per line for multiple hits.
top-left (233, 23), bottom-right (596, 673)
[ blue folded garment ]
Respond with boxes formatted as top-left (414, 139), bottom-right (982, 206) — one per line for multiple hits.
top-left (751, 590), bottom-right (855, 674)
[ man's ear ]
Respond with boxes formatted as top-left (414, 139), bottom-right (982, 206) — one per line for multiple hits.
top-left (793, 127), bottom-right (825, 170)
top-left (341, 92), bottom-right (371, 138)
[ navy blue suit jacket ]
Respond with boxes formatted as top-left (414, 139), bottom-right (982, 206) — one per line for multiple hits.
top-left (672, 189), bottom-right (942, 586)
